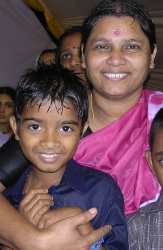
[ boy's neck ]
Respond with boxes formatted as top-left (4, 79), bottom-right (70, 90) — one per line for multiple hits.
top-left (26, 168), bottom-right (65, 190)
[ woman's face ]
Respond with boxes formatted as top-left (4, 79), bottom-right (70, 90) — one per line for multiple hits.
top-left (60, 33), bottom-right (86, 81)
top-left (83, 16), bottom-right (156, 100)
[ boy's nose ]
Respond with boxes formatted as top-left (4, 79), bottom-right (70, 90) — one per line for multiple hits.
top-left (41, 131), bottom-right (61, 148)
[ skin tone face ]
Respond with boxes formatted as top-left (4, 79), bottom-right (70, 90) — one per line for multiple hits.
top-left (10, 99), bottom-right (82, 187)
top-left (83, 16), bottom-right (157, 102)
top-left (59, 33), bottom-right (86, 81)
top-left (40, 52), bottom-right (56, 65)
top-left (0, 94), bottom-right (14, 132)
top-left (147, 128), bottom-right (163, 187)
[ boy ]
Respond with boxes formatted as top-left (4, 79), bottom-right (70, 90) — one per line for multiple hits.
top-left (128, 108), bottom-right (163, 250)
top-left (4, 65), bottom-right (128, 249)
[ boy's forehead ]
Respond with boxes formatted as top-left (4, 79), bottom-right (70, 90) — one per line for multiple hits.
top-left (22, 98), bottom-right (77, 117)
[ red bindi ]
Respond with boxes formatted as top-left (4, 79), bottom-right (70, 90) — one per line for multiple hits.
top-left (112, 28), bottom-right (122, 36)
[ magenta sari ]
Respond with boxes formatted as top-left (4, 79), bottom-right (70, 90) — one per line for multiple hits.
top-left (74, 90), bottom-right (163, 215)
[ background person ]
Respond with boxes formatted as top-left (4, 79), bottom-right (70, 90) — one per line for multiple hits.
top-left (57, 26), bottom-right (87, 83)
top-left (35, 48), bottom-right (58, 67)
top-left (0, 87), bottom-right (15, 147)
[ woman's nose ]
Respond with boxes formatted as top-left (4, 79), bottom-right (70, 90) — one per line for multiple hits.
top-left (106, 49), bottom-right (126, 66)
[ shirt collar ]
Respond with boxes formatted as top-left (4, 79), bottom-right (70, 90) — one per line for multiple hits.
top-left (59, 159), bottom-right (87, 193)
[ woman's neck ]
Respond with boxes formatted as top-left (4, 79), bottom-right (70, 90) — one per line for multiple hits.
top-left (88, 90), bottom-right (142, 132)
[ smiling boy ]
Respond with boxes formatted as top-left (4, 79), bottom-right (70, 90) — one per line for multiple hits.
top-left (4, 65), bottom-right (128, 250)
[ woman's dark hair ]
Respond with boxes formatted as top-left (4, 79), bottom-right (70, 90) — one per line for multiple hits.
top-left (81, 0), bottom-right (156, 53)
top-left (0, 86), bottom-right (15, 102)
top-left (149, 108), bottom-right (163, 150)
top-left (15, 64), bottom-right (88, 128)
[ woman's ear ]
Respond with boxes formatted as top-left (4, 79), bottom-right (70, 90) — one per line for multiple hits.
top-left (9, 116), bottom-right (20, 141)
top-left (145, 150), bottom-right (155, 175)
top-left (81, 44), bottom-right (86, 69)
top-left (150, 45), bottom-right (157, 69)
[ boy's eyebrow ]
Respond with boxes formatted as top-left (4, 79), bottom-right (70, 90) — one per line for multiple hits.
top-left (61, 120), bottom-right (80, 126)
top-left (21, 118), bottom-right (43, 123)
top-left (21, 118), bottom-right (80, 125)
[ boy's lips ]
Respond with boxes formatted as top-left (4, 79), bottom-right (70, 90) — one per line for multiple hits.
top-left (39, 153), bottom-right (62, 163)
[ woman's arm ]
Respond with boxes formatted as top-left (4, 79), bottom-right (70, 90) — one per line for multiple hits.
top-left (0, 194), bottom-right (110, 250)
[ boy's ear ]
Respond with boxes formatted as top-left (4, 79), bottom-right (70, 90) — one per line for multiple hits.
top-left (9, 116), bottom-right (20, 141)
top-left (145, 150), bottom-right (155, 175)
top-left (81, 44), bottom-right (86, 69)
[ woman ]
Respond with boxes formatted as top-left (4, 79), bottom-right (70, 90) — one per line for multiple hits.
top-left (57, 25), bottom-right (88, 84)
top-left (0, 0), bottom-right (162, 247)
top-left (74, 0), bottom-right (163, 215)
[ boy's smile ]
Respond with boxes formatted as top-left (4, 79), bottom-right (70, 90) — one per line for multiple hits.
top-left (10, 99), bottom-right (82, 187)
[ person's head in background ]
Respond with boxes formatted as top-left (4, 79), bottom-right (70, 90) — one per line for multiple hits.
top-left (36, 48), bottom-right (58, 67)
top-left (81, 0), bottom-right (157, 102)
top-left (58, 26), bottom-right (87, 83)
top-left (147, 108), bottom-right (163, 187)
top-left (0, 87), bottom-right (15, 134)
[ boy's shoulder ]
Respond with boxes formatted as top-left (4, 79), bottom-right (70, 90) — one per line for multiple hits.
top-left (66, 159), bottom-right (122, 197)
top-left (128, 190), bottom-right (163, 227)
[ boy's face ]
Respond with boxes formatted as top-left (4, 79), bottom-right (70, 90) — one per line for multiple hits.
top-left (148, 128), bottom-right (163, 187)
top-left (10, 99), bottom-right (82, 184)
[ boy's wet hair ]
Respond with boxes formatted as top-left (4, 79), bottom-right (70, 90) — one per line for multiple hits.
top-left (149, 108), bottom-right (163, 150)
top-left (15, 64), bottom-right (88, 128)
top-left (81, 0), bottom-right (156, 53)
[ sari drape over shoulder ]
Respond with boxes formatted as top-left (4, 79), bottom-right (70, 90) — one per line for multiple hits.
top-left (74, 90), bottom-right (163, 215)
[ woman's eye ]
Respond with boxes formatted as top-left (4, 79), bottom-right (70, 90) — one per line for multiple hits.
top-left (124, 44), bottom-right (141, 51)
top-left (60, 53), bottom-right (72, 61)
top-left (94, 43), bottom-right (110, 50)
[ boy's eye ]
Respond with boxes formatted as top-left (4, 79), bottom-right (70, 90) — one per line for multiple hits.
top-left (60, 125), bottom-right (73, 133)
top-left (159, 159), bottom-right (163, 166)
top-left (28, 123), bottom-right (41, 131)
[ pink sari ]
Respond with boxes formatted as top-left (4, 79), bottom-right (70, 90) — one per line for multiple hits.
top-left (74, 90), bottom-right (163, 215)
